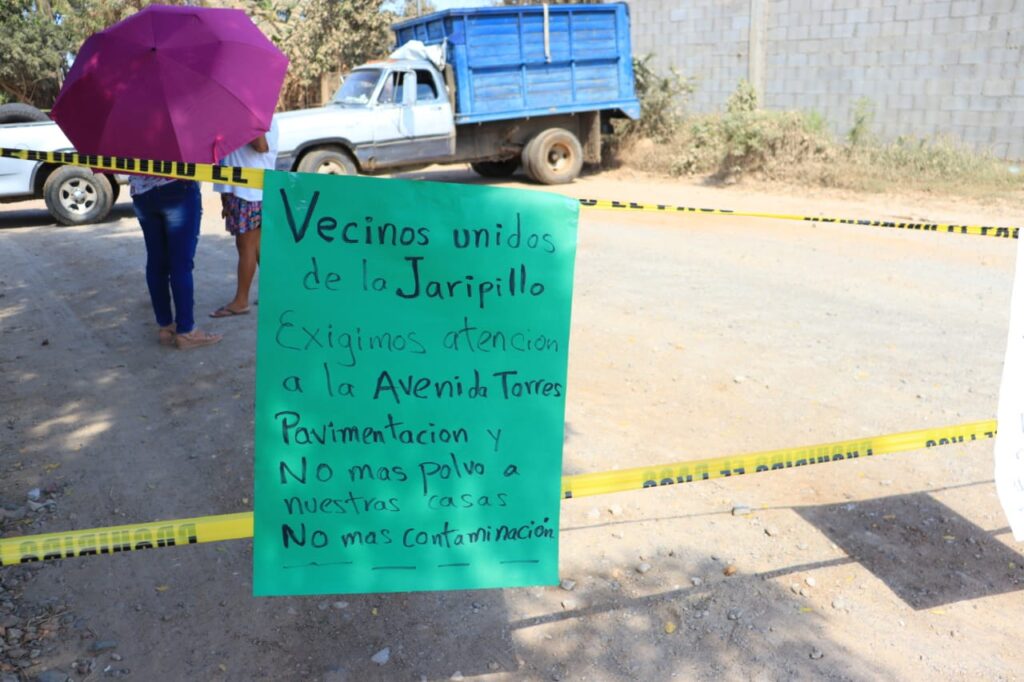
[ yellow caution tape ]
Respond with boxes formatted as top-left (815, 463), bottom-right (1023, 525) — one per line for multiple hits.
top-left (0, 148), bottom-right (262, 189)
top-left (560, 419), bottom-right (996, 499)
top-left (3, 148), bottom-right (1017, 239)
top-left (0, 420), bottom-right (996, 566)
top-left (580, 198), bottom-right (1020, 239)
top-left (0, 513), bottom-right (252, 567)
top-left (0, 149), bottom-right (1006, 561)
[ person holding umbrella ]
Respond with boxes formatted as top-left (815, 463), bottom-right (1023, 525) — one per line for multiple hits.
top-left (129, 172), bottom-right (222, 349)
top-left (49, 5), bottom-right (289, 349)
top-left (209, 118), bottom-right (280, 319)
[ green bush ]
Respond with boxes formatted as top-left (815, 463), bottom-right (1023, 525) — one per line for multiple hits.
top-left (625, 81), bottom-right (834, 182)
top-left (618, 54), bottom-right (694, 142)
top-left (716, 84), bottom-right (835, 182)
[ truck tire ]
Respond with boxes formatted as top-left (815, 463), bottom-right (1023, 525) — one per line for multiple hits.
top-left (470, 159), bottom-right (519, 178)
top-left (297, 147), bottom-right (357, 175)
top-left (0, 103), bottom-right (49, 124)
top-left (43, 166), bottom-right (114, 226)
top-left (522, 128), bottom-right (584, 185)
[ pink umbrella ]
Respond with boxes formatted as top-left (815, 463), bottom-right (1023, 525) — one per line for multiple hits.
top-left (51, 4), bottom-right (288, 164)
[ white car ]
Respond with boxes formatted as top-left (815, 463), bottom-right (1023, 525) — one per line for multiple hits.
top-left (0, 103), bottom-right (121, 225)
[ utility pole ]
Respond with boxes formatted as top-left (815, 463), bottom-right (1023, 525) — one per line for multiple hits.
top-left (748, 0), bottom-right (765, 104)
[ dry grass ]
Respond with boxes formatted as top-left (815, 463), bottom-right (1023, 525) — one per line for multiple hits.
top-left (613, 118), bottom-right (1023, 201)
top-left (610, 69), bottom-right (1023, 201)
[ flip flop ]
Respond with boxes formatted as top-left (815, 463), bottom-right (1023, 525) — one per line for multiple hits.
top-left (210, 305), bottom-right (250, 318)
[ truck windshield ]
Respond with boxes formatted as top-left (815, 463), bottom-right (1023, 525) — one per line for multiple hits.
top-left (332, 70), bottom-right (382, 106)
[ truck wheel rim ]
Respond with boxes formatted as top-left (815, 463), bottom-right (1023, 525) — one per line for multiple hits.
top-left (59, 178), bottom-right (97, 215)
top-left (547, 143), bottom-right (572, 172)
top-left (317, 160), bottom-right (346, 174)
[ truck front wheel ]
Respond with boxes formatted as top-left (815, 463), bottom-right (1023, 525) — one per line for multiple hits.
top-left (297, 147), bottom-right (357, 175)
top-left (43, 166), bottom-right (115, 226)
top-left (522, 128), bottom-right (583, 184)
top-left (470, 159), bottom-right (519, 178)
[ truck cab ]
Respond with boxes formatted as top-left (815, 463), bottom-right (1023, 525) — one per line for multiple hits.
top-left (275, 60), bottom-right (455, 175)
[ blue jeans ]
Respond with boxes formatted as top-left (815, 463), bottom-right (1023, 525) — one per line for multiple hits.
top-left (132, 181), bottom-right (202, 334)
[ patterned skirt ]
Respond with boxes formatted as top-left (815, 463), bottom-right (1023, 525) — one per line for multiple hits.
top-left (223, 194), bottom-right (262, 236)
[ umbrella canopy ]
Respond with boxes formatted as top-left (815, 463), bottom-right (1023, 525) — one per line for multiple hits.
top-left (51, 4), bottom-right (288, 164)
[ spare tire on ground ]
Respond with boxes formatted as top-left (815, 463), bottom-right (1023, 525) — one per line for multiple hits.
top-left (0, 103), bottom-right (50, 124)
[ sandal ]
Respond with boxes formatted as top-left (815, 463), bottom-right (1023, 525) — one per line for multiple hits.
top-left (210, 305), bottom-right (250, 318)
top-left (175, 329), bottom-right (223, 350)
top-left (158, 324), bottom-right (176, 347)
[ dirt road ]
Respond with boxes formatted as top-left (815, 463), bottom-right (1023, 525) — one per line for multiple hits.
top-left (1, 166), bottom-right (1022, 681)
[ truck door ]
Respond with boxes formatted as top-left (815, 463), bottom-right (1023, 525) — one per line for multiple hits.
top-left (404, 68), bottom-right (456, 159)
top-left (370, 67), bottom-right (455, 165)
top-left (370, 69), bottom-right (410, 162)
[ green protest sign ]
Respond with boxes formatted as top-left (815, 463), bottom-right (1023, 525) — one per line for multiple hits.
top-left (252, 171), bottom-right (578, 596)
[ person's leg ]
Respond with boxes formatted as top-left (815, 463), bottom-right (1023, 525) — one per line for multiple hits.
top-left (161, 182), bottom-right (221, 349)
top-left (131, 189), bottom-right (173, 330)
top-left (232, 228), bottom-right (260, 309)
top-left (162, 181), bottom-right (202, 334)
top-left (252, 224), bottom-right (261, 306)
top-left (212, 196), bottom-right (260, 316)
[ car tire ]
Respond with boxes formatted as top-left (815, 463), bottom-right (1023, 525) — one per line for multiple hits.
top-left (522, 128), bottom-right (583, 184)
top-left (43, 166), bottom-right (115, 226)
top-left (107, 176), bottom-right (121, 204)
top-left (297, 147), bottom-right (357, 175)
top-left (470, 159), bottom-right (519, 178)
top-left (0, 103), bottom-right (50, 124)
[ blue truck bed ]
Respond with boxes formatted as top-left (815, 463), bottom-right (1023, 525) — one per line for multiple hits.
top-left (393, 3), bottom-right (640, 125)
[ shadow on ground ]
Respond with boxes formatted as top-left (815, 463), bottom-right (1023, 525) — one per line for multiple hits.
top-left (0, 201), bottom-right (135, 230)
top-left (795, 493), bottom-right (1024, 610)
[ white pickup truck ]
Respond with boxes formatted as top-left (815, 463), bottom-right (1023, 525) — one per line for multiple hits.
top-left (0, 103), bottom-right (121, 225)
top-left (275, 58), bottom-right (471, 177)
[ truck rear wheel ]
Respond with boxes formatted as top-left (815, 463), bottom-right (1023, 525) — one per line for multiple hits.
top-left (297, 147), bottom-right (357, 175)
top-left (470, 159), bottom-right (519, 178)
top-left (43, 166), bottom-right (115, 226)
top-left (522, 128), bottom-right (583, 184)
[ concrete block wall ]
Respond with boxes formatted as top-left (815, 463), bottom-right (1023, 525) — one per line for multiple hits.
top-left (627, 0), bottom-right (1024, 159)
top-left (630, 0), bottom-right (751, 113)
